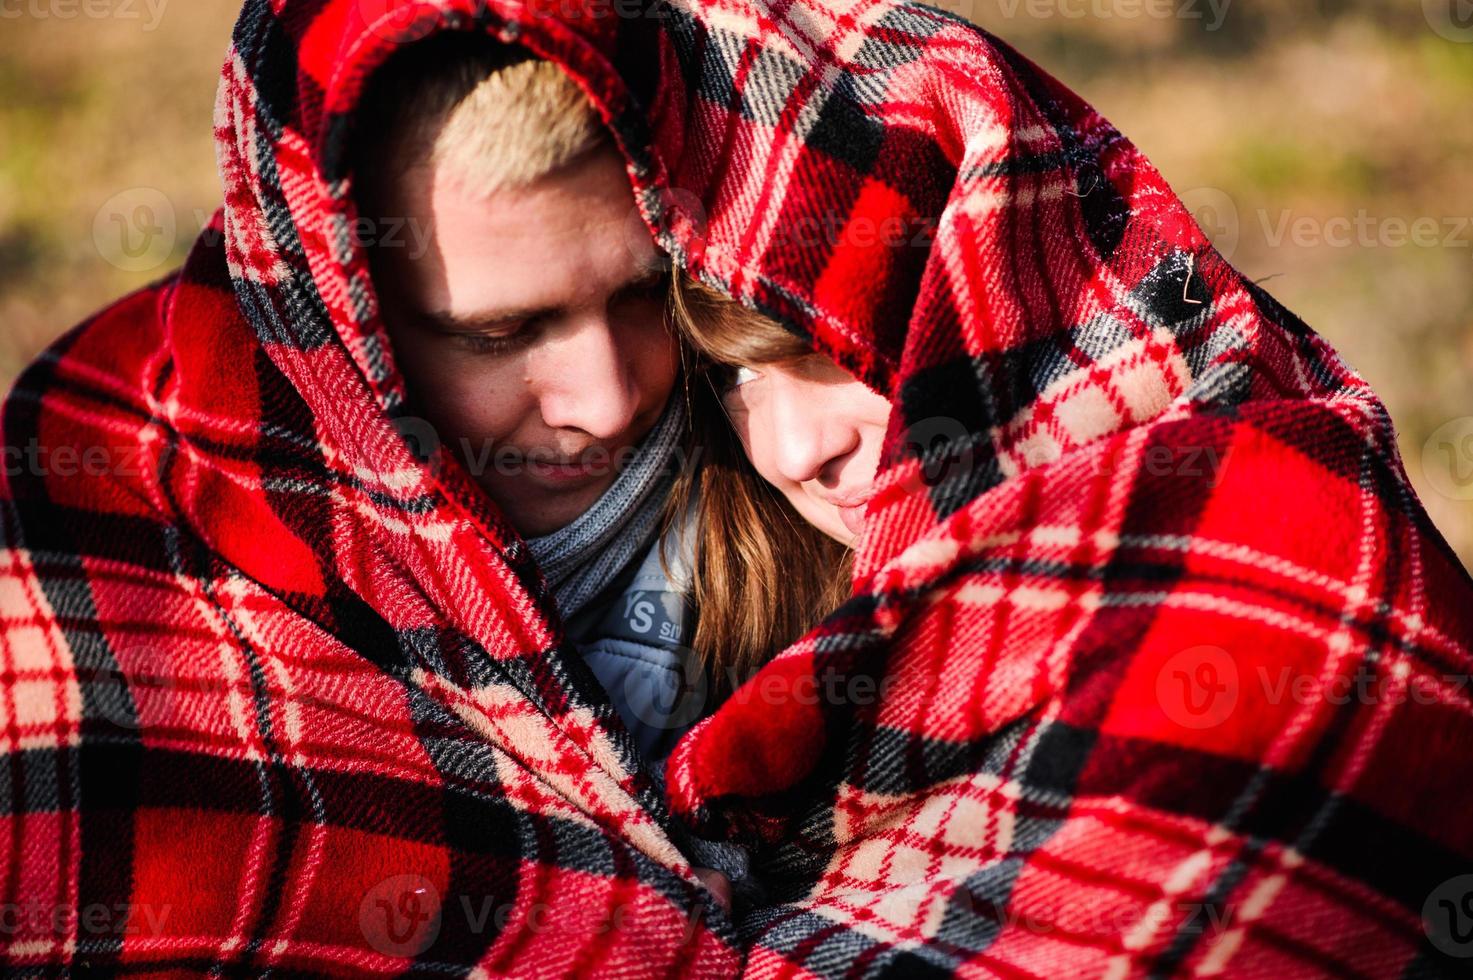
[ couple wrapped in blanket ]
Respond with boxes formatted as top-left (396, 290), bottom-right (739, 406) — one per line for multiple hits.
top-left (1, 0), bottom-right (1470, 976)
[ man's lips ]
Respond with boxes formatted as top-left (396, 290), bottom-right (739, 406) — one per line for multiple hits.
top-left (502, 446), bottom-right (630, 484)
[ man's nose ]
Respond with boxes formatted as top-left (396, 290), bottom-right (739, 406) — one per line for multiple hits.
top-left (769, 379), bottom-right (858, 485)
top-left (534, 315), bottom-right (643, 441)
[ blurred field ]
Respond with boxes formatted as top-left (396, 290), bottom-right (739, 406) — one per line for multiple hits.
top-left (1, 0), bottom-right (1469, 568)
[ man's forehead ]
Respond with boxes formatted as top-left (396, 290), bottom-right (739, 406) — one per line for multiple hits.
top-left (371, 146), bottom-right (660, 320)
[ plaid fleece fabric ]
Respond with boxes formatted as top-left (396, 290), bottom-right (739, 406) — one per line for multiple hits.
top-left (652, 1), bottom-right (1473, 978)
top-left (0, 0), bottom-right (754, 974)
top-left (1, 0), bottom-right (1469, 977)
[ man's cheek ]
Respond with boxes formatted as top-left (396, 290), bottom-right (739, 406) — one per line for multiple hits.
top-left (419, 367), bottom-right (526, 447)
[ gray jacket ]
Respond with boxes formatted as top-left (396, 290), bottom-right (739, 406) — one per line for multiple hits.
top-left (563, 513), bottom-right (761, 909)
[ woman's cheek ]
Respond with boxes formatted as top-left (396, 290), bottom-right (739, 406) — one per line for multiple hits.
top-left (730, 404), bottom-right (782, 487)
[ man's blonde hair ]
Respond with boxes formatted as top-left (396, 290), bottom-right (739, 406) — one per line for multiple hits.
top-left (359, 35), bottom-right (608, 194)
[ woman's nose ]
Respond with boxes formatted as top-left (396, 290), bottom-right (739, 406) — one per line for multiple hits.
top-left (767, 378), bottom-right (859, 485)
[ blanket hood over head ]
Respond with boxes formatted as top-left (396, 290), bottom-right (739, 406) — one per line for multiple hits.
top-left (2, 0), bottom-right (1471, 975)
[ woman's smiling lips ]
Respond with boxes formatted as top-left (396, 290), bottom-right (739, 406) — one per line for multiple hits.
top-left (823, 490), bottom-right (874, 537)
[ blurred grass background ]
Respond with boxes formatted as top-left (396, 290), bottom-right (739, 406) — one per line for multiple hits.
top-left (1, 1), bottom-right (1469, 568)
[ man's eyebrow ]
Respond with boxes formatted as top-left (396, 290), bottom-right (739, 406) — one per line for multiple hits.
top-left (423, 263), bottom-right (667, 331)
top-left (423, 308), bottom-right (544, 331)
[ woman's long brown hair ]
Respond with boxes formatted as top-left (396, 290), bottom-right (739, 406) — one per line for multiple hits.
top-left (662, 276), bottom-right (854, 695)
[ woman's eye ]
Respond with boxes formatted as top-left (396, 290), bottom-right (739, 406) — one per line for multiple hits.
top-left (731, 366), bottom-right (762, 388)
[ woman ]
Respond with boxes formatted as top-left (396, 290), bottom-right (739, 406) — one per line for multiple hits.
top-left (662, 276), bottom-right (891, 698)
top-left (659, 274), bottom-right (897, 914)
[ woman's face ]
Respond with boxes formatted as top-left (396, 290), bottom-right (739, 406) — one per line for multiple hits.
top-left (720, 354), bottom-right (891, 546)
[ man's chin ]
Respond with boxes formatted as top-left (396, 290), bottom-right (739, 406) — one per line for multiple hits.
top-left (480, 471), bottom-right (619, 538)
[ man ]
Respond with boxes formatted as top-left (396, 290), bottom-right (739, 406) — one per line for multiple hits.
top-left (356, 33), bottom-right (715, 785)
top-left (0, 3), bottom-right (740, 973)
top-left (353, 35), bottom-right (745, 902)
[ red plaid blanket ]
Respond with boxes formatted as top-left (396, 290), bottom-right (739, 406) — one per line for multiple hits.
top-left (653, 2), bottom-right (1473, 978)
top-left (0, 0), bottom-right (750, 974)
top-left (1, 0), bottom-right (1469, 977)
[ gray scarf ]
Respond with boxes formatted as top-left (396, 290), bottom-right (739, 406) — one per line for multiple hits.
top-left (526, 397), bottom-right (685, 620)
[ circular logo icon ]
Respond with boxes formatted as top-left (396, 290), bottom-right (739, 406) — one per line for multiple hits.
top-left (391, 415), bottom-right (443, 478)
top-left (1156, 646), bottom-right (1239, 730)
top-left (359, 874), bottom-right (441, 958)
top-left (1421, 417), bottom-right (1473, 501)
top-left (627, 187), bottom-right (709, 270)
top-left (358, 0), bottom-right (444, 43)
top-left (93, 187), bottom-right (177, 273)
top-left (900, 416), bottom-right (975, 490)
top-left (1424, 0), bottom-right (1473, 42)
top-left (1178, 187), bottom-right (1241, 261)
top-left (82, 648), bottom-right (178, 732)
top-left (623, 642), bottom-right (713, 733)
top-left (1423, 874), bottom-right (1473, 958)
